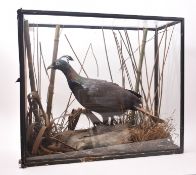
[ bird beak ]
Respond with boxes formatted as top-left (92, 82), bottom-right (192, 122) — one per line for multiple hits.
top-left (47, 64), bottom-right (54, 70)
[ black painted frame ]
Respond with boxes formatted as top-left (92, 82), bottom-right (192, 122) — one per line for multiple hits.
top-left (17, 9), bottom-right (184, 168)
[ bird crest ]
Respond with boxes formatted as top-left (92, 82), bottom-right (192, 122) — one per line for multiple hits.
top-left (59, 55), bottom-right (74, 63)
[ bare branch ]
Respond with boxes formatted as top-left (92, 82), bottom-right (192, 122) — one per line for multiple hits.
top-left (64, 34), bottom-right (89, 78)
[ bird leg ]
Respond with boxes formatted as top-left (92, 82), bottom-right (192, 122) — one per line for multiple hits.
top-left (110, 116), bottom-right (118, 125)
top-left (102, 118), bottom-right (110, 126)
top-left (101, 113), bottom-right (118, 126)
top-left (82, 109), bottom-right (102, 126)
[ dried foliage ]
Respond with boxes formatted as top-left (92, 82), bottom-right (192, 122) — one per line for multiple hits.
top-left (125, 120), bottom-right (172, 143)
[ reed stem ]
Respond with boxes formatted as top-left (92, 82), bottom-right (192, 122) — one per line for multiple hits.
top-left (135, 29), bottom-right (148, 93)
top-left (24, 20), bottom-right (41, 123)
top-left (24, 20), bottom-right (36, 92)
top-left (102, 29), bottom-right (113, 82)
top-left (46, 25), bottom-right (60, 121)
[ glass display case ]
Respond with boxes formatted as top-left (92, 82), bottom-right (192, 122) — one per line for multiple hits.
top-left (17, 9), bottom-right (184, 167)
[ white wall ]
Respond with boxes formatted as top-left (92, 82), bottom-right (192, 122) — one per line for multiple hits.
top-left (0, 0), bottom-right (196, 174)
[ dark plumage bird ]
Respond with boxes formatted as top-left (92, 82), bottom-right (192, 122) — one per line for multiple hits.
top-left (48, 55), bottom-right (163, 124)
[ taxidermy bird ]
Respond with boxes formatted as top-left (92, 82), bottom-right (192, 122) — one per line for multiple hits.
top-left (47, 55), bottom-right (164, 124)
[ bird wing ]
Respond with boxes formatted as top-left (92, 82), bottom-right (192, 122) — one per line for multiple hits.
top-left (76, 79), bottom-right (130, 112)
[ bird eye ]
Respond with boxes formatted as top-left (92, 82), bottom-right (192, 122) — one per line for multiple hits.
top-left (55, 61), bottom-right (60, 66)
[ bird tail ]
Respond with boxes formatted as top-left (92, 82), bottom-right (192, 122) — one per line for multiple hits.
top-left (134, 106), bottom-right (164, 123)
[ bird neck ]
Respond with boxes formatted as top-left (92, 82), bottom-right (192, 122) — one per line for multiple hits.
top-left (61, 65), bottom-right (80, 82)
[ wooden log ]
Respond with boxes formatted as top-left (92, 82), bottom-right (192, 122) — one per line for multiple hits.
top-left (70, 129), bottom-right (130, 150)
top-left (59, 118), bottom-right (168, 150)
top-left (27, 138), bottom-right (178, 163)
top-left (58, 125), bottom-right (130, 150)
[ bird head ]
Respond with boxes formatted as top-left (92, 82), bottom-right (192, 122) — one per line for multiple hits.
top-left (47, 55), bottom-right (74, 71)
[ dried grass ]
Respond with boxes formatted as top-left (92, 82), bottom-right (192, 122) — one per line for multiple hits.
top-left (125, 120), bottom-right (172, 143)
